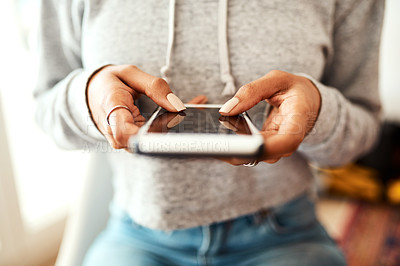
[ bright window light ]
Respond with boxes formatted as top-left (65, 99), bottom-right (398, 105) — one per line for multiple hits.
top-left (0, 0), bottom-right (89, 232)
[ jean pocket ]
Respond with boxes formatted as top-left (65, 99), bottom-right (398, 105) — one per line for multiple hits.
top-left (264, 194), bottom-right (318, 235)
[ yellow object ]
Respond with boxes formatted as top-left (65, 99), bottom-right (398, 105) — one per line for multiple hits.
top-left (314, 164), bottom-right (383, 202)
top-left (387, 179), bottom-right (400, 204)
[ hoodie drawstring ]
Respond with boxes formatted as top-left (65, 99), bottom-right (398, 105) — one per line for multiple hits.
top-left (161, 0), bottom-right (236, 96)
top-left (160, 0), bottom-right (176, 84)
top-left (218, 0), bottom-right (236, 96)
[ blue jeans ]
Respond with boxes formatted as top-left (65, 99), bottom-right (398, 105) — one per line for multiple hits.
top-left (83, 194), bottom-right (346, 266)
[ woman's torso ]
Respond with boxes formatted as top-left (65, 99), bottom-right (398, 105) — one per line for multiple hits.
top-left (79, 0), bottom-right (334, 230)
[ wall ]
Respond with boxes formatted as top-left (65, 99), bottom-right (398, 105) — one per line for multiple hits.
top-left (380, 0), bottom-right (400, 121)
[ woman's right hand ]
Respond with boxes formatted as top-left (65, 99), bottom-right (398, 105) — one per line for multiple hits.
top-left (87, 65), bottom-right (186, 149)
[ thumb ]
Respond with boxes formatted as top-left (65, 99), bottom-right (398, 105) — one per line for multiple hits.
top-left (147, 78), bottom-right (187, 112)
top-left (219, 70), bottom-right (289, 116)
top-left (219, 82), bottom-right (266, 116)
top-left (113, 65), bottom-right (186, 112)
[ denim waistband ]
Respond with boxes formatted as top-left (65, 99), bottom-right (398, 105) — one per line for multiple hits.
top-left (109, 191), bottom-right (313, 231)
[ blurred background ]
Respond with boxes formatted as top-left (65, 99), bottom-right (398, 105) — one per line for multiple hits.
top-left (0, 0), bottom-right (399, 266)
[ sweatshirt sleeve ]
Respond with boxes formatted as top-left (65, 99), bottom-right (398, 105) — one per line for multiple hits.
top-left (297, 0), bottom-right (384, 167)
top-left (34, 0), bottom-right (106, 150)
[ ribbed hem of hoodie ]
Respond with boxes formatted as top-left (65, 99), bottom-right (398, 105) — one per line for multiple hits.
top-left (67, 67), bottom-right (107, 142)
top-left (296, 73), bottom-right (340, 146)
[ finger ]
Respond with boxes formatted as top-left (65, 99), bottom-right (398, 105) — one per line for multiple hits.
top-left (113, 122), bottom-right (139, 148)
top-left (106, 105), bottom-right (142, 128)
top-left (217, 157), bottom-right (252, 166)
top-left (259, 104), bottom-right (307, 159)
top-left (263, 158), bottom-right (281, 164)
top-left (113, 65), bottom-right (186, 112)
top-left (148, 112), bottom-right (185, 133)
top-left (219, 118), bottom-right (239, 132)
top-left (262, 107), bottom-right (279, 132)
top-left (107, 99), bottom-right (140, 149)
top-left (105, 126), bottom-right (119, 149)
top-left (188, 95), bottom-right (208, 104)
top-left (100, 77), bottom-right (139, 120)
top-left (261, 129), bottom-right (303, 159)
top-left (108, 108), bottom-right (140, 148)
top-left (218, 116), bottom-right (249, 135)
top-left (133, 114), bottom-right (147, 128)
top-left (219, 70), bottom-right (292, 116)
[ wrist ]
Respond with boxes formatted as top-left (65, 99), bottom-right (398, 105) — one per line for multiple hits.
top-left (85, 64), bottom-right (113, 134)
top-left (296, 75), bottom-right (321, 135)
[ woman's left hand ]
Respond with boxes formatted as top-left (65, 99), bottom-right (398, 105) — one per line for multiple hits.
top-left (219, 70), bottom-right (321, 165)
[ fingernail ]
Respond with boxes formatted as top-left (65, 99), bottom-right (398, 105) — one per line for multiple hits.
top-left (167, 93), bottom-right (186, 111)
top-left (167, 114), bottom-right (185, 129)
top-left (219, 97), bottom-right (239, 113)
top-left (219, 120), bottom-right (238, 131)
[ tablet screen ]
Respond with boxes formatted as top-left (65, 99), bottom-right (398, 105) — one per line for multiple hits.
top-left (148, 107), bottom-right (252, 135)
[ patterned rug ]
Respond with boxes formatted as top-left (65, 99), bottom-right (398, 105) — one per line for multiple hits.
top-left (340, 203), bottom-right (400, 266)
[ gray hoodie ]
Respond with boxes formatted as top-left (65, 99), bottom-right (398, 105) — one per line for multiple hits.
top-left (35, 0), bottom-right (384, 230)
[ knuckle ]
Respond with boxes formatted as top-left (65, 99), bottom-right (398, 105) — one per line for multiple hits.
top-left (241, 83), bottom-right (253, 92)
top-left (127, 64), bottom-right (139, 71)
top-left (268, 69), bottom-right (285, 78)
top-left (147, 77), bottom-right (168, 97)
top-left (239, 83), bottom-right (263, 103)
top-left (104, 64), bottom-right (117, 72)
top-left (151, 77), bottom-right (168, 90)
top-left (266, 70), bottom-right (294, 90)
top-left (95, 65), bottom-right (115, 76)
top-left (118, 64), bottom-right (139, 76)
top-left (102, 90), bottom-right (130, 109)
top-left (130, 105), bottom-right (140, 116)
top-left (239, 84), bottom-right (255, 97)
